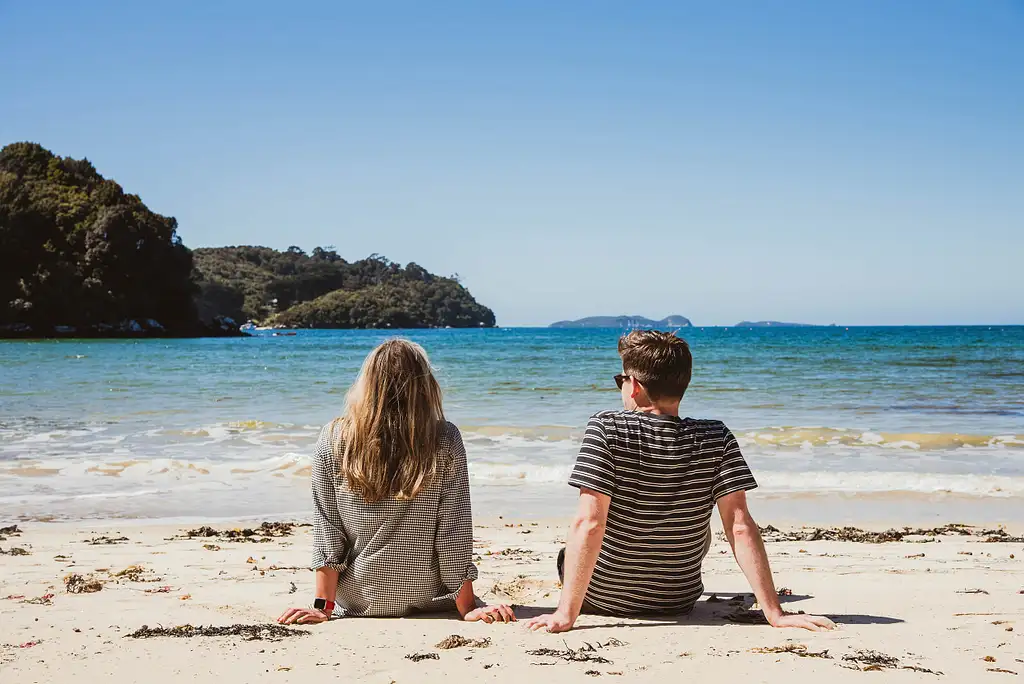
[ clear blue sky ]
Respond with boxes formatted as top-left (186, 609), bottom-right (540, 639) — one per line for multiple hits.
top-left (2, 1), bottom-right (1022, 326)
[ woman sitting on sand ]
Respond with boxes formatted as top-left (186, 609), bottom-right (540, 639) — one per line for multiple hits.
top-left (278, 339), bottom-right (515, 625)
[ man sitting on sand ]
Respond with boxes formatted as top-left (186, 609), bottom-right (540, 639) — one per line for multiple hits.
top-left (525, 331), bottom-right (836, 633)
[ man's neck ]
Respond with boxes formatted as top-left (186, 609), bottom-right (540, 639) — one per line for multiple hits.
top-left (635, 402), bottom-right (680, 418)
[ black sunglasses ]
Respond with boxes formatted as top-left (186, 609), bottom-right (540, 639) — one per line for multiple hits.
top-left (614, 374), bottom-right (631, 390)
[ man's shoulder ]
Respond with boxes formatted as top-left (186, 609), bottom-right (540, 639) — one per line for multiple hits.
top-left (685, 418), bottom-right (732, 435)
top-left (589, 409), bottom-right (630, 422)
top-left (587, 409), bottom-right (638, 432)
top-left (589, 411), bottom-right (730, 434)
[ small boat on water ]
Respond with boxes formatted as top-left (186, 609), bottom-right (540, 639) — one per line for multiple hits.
top-left (241, 321), bottom-right (296, 335)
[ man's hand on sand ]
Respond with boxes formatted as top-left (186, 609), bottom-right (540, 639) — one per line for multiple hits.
top-left (524, 611), bottom-right (575, 633)
top-left (768, 612), bottom-right (836, 631)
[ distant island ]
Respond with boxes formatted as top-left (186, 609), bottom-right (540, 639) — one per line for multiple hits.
top-left (734, 321), bottom-right (834, 328)
top-left (550, 315), bottom-right (693, 329)
top-left (0, 142), bottom-right (495, 338)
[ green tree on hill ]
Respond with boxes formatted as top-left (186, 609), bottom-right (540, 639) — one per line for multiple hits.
top-left (0, 142), bottom-right (197, 333)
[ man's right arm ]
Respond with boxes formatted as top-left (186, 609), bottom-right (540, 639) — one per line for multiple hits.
top-left (717, 490), bottom-right (836, 632)
top-left (525, 414), bottom-right (616, 633)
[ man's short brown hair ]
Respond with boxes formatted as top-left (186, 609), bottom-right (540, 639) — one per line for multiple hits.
top-left (618, 330), bottom-right (693, 400)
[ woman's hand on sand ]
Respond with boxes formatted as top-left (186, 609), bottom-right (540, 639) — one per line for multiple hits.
top-left (463, 604), bottom-right (516, 624)
top-left (768, 612), bottom-right (836, 631)
top-left (277, 607), bottom-right (330, 625)
top-left (523, 610), bottom-right (575, 633)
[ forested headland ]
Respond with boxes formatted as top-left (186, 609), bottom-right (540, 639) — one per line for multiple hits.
top-left (193, 247), bottom-right (495, 330)
top-left (0, 143), bottom-right (495, 337)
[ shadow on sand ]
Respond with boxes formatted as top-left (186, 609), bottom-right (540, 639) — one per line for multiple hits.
top-left (508, 591), bottom-right (903, 629)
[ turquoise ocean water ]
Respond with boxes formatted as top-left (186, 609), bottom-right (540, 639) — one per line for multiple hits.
top-left (1, 327), bottom-right (1022, 524)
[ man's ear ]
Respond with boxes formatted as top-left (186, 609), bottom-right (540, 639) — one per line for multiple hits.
top-left (630, 379), bottom-right (644, 401)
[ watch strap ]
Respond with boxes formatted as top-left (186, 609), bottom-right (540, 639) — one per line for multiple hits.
top-left (312, 597), bottom-right (335, 615)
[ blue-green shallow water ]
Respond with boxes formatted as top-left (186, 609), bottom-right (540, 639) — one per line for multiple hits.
top-left (1, 327), bottom-right (1022, 523)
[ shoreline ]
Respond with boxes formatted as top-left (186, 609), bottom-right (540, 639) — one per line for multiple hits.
top-left (2, 518), bottom-right (1022, 682)
top-left (6, 488), bottom-right (1023, 531)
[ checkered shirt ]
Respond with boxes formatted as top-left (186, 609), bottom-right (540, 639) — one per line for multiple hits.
top-left (310, 420), bottom-right (478, 617)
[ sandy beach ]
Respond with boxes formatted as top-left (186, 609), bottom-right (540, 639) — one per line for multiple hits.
top-left (2, 518), bottom-right (1021, 682)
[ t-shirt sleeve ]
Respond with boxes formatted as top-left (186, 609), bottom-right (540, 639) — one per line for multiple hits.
top-left (711, 426), bottom-right (758, 501)
top-left (568, 415), bottom-right (616, 496)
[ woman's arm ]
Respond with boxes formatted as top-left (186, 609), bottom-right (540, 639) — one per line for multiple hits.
top-left (454, 579), bottom-right (515, 624)
top-left (315, 567), bottom-right (341, 608)
top-left (437, 428), bottom-right (515, 623)
top-left (279, 425), bottom-right (348, 625)
top-left (454, 579), bottom-right (477, 617)
top-left (278, 567), bottom-right (339, 624)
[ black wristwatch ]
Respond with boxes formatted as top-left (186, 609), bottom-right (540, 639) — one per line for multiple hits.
top-left (313, 598), bottom-right (335, 616)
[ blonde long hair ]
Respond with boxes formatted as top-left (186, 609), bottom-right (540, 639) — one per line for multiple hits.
top-left (332, 338), bottom-right (445, 503)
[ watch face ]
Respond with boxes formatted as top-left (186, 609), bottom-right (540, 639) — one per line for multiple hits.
top-left (313, 598), bottom-right (327, 610)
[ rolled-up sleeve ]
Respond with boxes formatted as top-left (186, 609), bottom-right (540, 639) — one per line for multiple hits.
top-left (434, 426), bottom-right (478, 595)
top-left (311, 425), bottom-right (349, 572)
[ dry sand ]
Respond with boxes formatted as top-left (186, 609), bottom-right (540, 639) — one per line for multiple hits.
top-left (1, 518), bottom-right (1022, 682)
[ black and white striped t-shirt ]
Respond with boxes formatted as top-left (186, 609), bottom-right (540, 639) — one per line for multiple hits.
top-left (568, 410), bottom-right (757, 615)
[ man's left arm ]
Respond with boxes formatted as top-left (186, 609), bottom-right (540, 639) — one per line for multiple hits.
top-left (525, 488), bottom-right (609, 633)
top-left (713, 426), bottom-right (835, 632)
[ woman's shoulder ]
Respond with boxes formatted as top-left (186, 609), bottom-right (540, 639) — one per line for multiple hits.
top-left (316, 419), bottom-right (339, 441)
top-left (440, 419), bottom-right (461, 437)
top-left (314, 420), bottom-right (344, 459)
top-left (436, 420), bottom-right (458, 448)
top-left (437, 421), bottom-right (465, 463)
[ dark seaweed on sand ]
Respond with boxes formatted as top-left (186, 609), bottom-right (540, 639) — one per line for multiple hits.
top-left (595, 639), bottom-right (626, 648)
top-left (752, 644), bottom-right (832, 659)
top-left (903, 665), bottom-right (944, 675)
top-left (174, 521), bottom-right (306, 543)
top-left (759, 523), bottom-right (1021, 544)
top-left (406, 652), bottom-right (440, 662)
top-left (0, 524), bottom-right (22, 539)
top-left (527, 640), bottom-right (615, 664)
top-left (980, 529), bottom-right (1024, 543)
top-left (64, 573), bottom-right (103, 593)
top-left (436, 635), bottom-right (492, 650)
top-left (86, 536), bottom-right (129, 545)
top-left (842, 649), bottom-right (943, 675)
top-left (125, 624), bottom-right (308, 641)
top-left (112, 565), bottom-right (148, 581)
top-left (842, 650), bottom-right (900, 669)
top-left (0, 547), bottom-right (29, 556)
